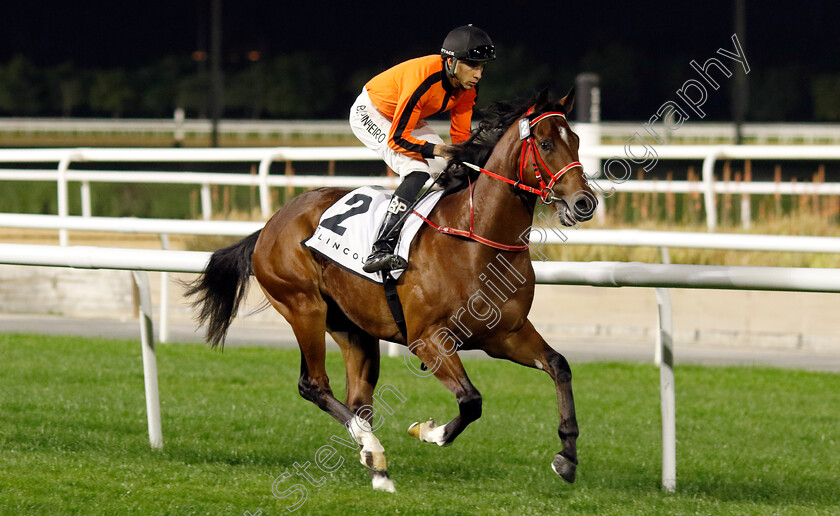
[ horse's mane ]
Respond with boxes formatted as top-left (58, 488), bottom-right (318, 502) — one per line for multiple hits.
top-left (438, 91), bottom-right (544, 195)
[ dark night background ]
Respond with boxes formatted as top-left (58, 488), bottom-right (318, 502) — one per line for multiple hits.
top-left (0, 0), bottom-right (838, 121)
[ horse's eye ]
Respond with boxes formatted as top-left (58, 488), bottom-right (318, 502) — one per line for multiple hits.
top-left (540, 140), bottom-right (551, 151)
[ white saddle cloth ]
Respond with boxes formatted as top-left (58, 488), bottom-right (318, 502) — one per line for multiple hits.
top-left (302, 186), bottom-right (444, 284)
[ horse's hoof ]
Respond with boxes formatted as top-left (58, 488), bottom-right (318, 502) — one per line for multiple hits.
top-left (407, 418), bottom-right (436, 440)
top-left (551, 453), bottom-right (577, 483)
top-left (360, 450), bottom-right (387, 472)
top-left (371, 471), bottom-right (396, 493)
top-left (408, 418), bottom-right (450, 447)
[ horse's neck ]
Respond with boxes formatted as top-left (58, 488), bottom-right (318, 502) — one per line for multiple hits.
top-left (440, 156), bottom-right (534, 245)
top-left (468, 154), bottom-right (537, 242)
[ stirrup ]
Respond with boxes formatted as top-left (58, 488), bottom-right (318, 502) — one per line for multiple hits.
top-left (362, 251), bottom-right (408, 273)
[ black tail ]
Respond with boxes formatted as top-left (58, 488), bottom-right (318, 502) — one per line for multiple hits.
top-left (185, 230), bottom-right (261, 348)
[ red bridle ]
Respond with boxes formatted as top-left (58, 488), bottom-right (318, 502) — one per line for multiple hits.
top-left (464, 109), bottom-right (583, 205)
top-left (412, 108), bottom-right (584, 252)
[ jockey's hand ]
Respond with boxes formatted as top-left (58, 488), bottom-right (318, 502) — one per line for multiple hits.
top-left (433, 144), bottom-right (457, 159)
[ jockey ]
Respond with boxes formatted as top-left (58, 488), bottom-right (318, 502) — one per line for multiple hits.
top-left (349, 24), bottom-right (496, 273)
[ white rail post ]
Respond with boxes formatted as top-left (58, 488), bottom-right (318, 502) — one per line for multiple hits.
top-left (655, 285), bottom-right (676, 493)
top-left (702, 151), bottom-right (719, 232)
top-left (173, 107), bottom-right (186, 147)
top-left (200, 183), bottom-right (212, 221)
top-left (576, 122), bottom-right (602, 185)
top-left (654, 247), bottom-right (671, 366)
top-left (258, 153), bottom-right (276, 219)
top-left (159, 234), bottom-right (171, 343)
top-left (81, 181), bottom-right (92, 217)
top-left (740, 195), bottom-right (752, 229)
top-left (131, 270), bottom-right (164, 450)
top-left (57, 153), bottom-right (75, 245)
top-left (741, 161), bottom-right (752, 230)
top-left (655, 246), bottom-right (676, 492)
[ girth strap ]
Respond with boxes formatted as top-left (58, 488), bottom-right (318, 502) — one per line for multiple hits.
top-left (382, 272), bottom-right (407, 338)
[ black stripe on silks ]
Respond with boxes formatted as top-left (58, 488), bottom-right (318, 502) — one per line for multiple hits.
top-left (393, 72), bottom-right (443, 156)
top-left (435, 69), bottom-right (455, 115)
top-left (435, 90), bottom-right (453, 117)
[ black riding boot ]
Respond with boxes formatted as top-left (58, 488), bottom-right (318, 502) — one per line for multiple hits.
top-left (362, 171), bottom-right (429, 273)
top-left (362, 205), bottom-right (410, 273)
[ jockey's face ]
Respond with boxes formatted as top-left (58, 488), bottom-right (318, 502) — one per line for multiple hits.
top-left (448, 58), bottom-right (485, 90)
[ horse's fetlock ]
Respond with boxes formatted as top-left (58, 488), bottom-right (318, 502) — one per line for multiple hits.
top-left (297, 382), bottom-right (315, 402)
top-left (459, 391), bottom-right (482, 421)
top-left (298, 377), bottom-right (325, 405)
top-left (347, 398), bottom-right (370, 420)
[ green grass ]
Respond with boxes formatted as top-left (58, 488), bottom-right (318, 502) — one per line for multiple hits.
top-left (1, 334), bottom-right (839, 515)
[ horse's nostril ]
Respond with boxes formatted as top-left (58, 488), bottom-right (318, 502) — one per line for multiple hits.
top-left (573, 197), bottom-right (596, 220)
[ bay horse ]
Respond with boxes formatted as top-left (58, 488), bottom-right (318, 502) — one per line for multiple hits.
top-left (186, 89), bottom-right (596, 493)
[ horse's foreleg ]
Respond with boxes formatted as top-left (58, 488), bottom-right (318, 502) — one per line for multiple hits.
top-left (545, 350), bottom-right (579, 483)
top-left (406, 337), bottom-right (482, 447)
top-left (487, 321), bottom-right (578, 483)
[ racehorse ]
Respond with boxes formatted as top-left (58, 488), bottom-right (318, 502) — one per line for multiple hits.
top-left (186, 89), bottom-right (597, 493)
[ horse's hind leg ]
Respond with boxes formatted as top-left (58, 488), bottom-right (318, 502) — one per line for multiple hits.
top-left (329, 329), bottom-right (395, 493)
top-left (256, 285), bottom-right (392, 484)
top-left (280, 298), bottom-right (350, 424)
top-left (327, 329), bottom-right (380, 415)
top-left (485, 320), bottom-right (579, 483)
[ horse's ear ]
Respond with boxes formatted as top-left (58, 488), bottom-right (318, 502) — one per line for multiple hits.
top-left (535, 88), bottom-right (550, 111)
top-left (559, 88), bottom-right (576, 114)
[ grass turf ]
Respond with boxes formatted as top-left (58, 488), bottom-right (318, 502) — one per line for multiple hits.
top-left (1, 333), bottom-right (838, 515)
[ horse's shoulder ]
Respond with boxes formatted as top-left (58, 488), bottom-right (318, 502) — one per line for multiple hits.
top-left (425, 186), bottom-right (464, 223)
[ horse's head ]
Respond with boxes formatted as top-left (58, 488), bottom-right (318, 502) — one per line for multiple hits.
top-left (518, 89), bottom-right (597, 226)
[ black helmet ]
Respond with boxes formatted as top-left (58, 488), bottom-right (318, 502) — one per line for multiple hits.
top-left (441, 25), bottom-right (496, 62)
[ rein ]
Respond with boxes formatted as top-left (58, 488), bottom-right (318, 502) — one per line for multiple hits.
top-left (415, 108), bottom-right (582, 252)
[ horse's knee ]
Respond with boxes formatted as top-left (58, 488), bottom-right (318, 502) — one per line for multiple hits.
top-left (547, 352), bottom-right (572, 383)
top-left (458, 390), bottom-right (482, 423)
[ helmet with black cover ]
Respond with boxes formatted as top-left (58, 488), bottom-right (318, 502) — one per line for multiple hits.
top-left (441, 25), bottom-right (495, 63)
